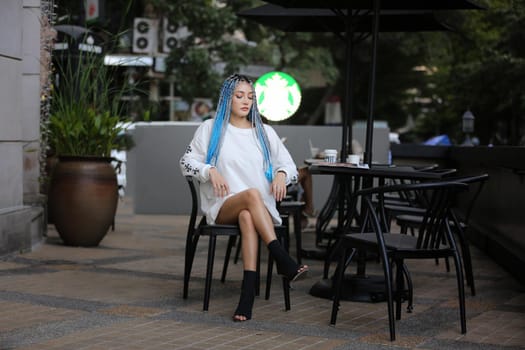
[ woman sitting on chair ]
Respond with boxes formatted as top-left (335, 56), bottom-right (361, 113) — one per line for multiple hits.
top-left (180, 74), bottom-right (309, 322)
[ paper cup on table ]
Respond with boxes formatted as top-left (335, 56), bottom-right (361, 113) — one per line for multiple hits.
top-left (324, 149), bottom-right (337, 163)
top-left (347, 154), bottom-right (360, 165)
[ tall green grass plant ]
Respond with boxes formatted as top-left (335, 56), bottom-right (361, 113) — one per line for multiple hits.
top-left (49, 50), bottom-right (130, 157)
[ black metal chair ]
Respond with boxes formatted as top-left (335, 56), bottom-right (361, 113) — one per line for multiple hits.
top-left (330, 180), bottom-right (469, 341)
top-left (396, 173), bottom-right (489, 296)
top-left (379, 165), bottom-right (449, 231)
top-left (183, 176), bottom-right (291, 311)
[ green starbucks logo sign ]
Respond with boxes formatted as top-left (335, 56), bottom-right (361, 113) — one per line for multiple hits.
top-left (254, 72), bottom-right (301, 121)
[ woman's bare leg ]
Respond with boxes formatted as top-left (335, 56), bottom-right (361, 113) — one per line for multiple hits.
top-left (219, 196), bottom-right (264, 322)
top-left (217, 188), bottom-right (308, 277)
top-left (237, 209), bottom-right (258, 271)
top-left (299, 167), bottom-right (315, 216)
top-left (221, 193), bottom-right (271, 322)
top-left (216, 188), bottom-right (277, 244)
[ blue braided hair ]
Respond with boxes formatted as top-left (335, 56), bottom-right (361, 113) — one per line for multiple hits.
top-left (206, 74), bottom-right (274, 182)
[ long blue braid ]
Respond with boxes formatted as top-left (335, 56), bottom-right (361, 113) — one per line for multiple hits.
top-left (205, 74), bottom-right (274, 182)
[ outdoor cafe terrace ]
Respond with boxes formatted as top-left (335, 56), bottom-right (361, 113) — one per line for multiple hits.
top-left (0, 194), bottom-right (524, 350)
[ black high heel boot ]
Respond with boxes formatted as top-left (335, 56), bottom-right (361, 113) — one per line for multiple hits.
top-left (233, 270), bottom-right (257, 322)
top-left (267, 240), bottom-right (308, 282)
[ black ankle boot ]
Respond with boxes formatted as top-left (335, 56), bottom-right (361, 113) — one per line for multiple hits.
top-left (233, 270), bottom-right (257, 321)
top-left (267, 240), bottom-right (308, 281)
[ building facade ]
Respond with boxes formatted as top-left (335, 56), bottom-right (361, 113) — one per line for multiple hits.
top-left (0, 0), bottom-right (45, 256)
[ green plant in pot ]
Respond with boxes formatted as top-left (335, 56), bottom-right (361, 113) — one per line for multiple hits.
top-left (48, 47), bottom-right (132, 247)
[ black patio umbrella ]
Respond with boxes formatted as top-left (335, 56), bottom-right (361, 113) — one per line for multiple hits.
top-left (264, 0), bottom-right (483, 10)
top-left (239, 4), bottom-right (460, 163)
top-left (239, 5), bottom-right (453, 34)
top-left (240, 1), bottom-right (484, 312)
top-left (242, 0), bottom-right (483, 164)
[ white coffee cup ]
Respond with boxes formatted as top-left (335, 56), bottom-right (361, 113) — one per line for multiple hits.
top-left (324, 149), bottom-right (337, 163)
top-left (347, 154), bottom-right (360, 165)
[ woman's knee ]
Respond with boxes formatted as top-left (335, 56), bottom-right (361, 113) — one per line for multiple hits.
top-left (234, 188), bottom-right (264, 208)
top-left (242, 188), bottom-right (264, 205)
top-left (238, 209), bottom-right (253, 226)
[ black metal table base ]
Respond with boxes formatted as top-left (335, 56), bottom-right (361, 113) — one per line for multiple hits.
top-left (309, 275), bottom-right (387, 303)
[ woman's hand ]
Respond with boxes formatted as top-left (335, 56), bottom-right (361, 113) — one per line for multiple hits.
top-left (209, 167), bottom-right (229, 197)
top-left (271, 171), bottom-right (287, 202)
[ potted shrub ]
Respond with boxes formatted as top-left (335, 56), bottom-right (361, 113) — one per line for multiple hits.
top-left (47, 45), bottom-right (132, 246)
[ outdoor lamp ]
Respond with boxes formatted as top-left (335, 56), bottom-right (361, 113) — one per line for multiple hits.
top-left (462, 110), bottom-right (475, 146)
top-left (462, 110), bottom-right (475, 133)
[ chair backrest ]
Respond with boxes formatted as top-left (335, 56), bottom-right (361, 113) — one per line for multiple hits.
top-left (414, 182), bottom-right (465, 250)
top-left (185, 175), bottom-right (239, 233)
top-left (185, 176), bottom-right (201, 235)
top-left (360, 180), bottom-right (469, 250)
top-left (448, 173), bottom-right (489, 223)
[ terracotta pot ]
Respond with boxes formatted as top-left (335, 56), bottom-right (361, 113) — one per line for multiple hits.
top-left (49, 156), bottom-right (118, 246)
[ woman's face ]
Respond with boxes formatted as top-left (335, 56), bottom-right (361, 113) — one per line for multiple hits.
top-left (231, 81), bottom-right (254, 119)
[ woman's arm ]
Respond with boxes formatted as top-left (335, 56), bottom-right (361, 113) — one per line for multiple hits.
top-left (180, 121), bottom-right (215, 183)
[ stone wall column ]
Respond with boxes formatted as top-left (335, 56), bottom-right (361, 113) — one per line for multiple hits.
top-left (0, 0), bottom-right (44, 256)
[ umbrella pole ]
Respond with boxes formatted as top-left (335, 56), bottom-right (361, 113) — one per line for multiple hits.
top-left (341, 8), bottom-right (353, 163)
top-left (364, 0), bottom-right (380, 166)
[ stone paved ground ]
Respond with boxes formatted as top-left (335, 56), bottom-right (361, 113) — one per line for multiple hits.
top-left (0, 198), bottom-right (524, 350)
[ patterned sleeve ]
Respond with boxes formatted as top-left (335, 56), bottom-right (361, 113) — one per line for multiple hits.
top-left (265, 125), bottom-right (299, 185)
top-left (180, 121), bottom-right (214, 183)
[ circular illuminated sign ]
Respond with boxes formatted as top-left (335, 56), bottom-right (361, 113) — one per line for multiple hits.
top-left (254, 71), bottom-right (301, 122)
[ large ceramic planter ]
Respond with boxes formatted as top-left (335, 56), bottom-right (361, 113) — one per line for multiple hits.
top-left (49, 156), bottom-right (118, 246)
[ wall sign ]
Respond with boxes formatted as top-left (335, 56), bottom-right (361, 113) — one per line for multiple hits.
top-left (254, 71), bottom-right (301, 122)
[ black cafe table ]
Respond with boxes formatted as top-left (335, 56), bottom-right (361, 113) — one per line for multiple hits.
top-left (309, 161), bottom-right (456, 180)
top-left (307, 161), bottom-right (456, 247)
top-left (306, 161), bottom-right (456, 302)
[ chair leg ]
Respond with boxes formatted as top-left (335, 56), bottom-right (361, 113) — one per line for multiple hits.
top-left (323, 239), bottom-right (342, 279)
top-left (395, 260), bottom-right (404, 321)
top-left (455, 228), bottom-right (476, 296)
top-left (330, 247), bottom-right (348, 325)
top-left (441, 229), bottom-right (451, 272)
top-left (281, 215), bottom-right (291, 252)
top-left (266, 252), bottom-right (291, 311)
top-left (272, 250), bottom-right (292, 311)
top-left (256, 241), bottom-right (261, 296)
top-left (379, 251), bottom-right (396, 341)
top-left (281, 276), bottom-right (291, 311)
top-left (234, 236), bottom-right (241, 264)
top-left (221, 236), bottom-right (237, 283)
top-left (183, 235), bottom-right (199, 299)
top-left (277, 230), bottom-right (291, 310)
top-left (453, 252), bottom-right (467, 334)
top-left (183, 246), bottom-right (191, 299)
top-left (265, 253), bottom-right (274, 300)
top-left (293, 210), bottom-right (303, 265)
top-left (203, 235), bottom-right (217, 311)
top-left (401, 263), bottom-right (414, 313)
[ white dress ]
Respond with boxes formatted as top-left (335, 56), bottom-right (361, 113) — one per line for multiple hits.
top-left (180, 119), bottom-right (298, 225)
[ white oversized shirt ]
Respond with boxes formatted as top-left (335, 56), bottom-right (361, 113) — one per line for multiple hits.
top-left (180, 119), bottom-right (298, 225)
